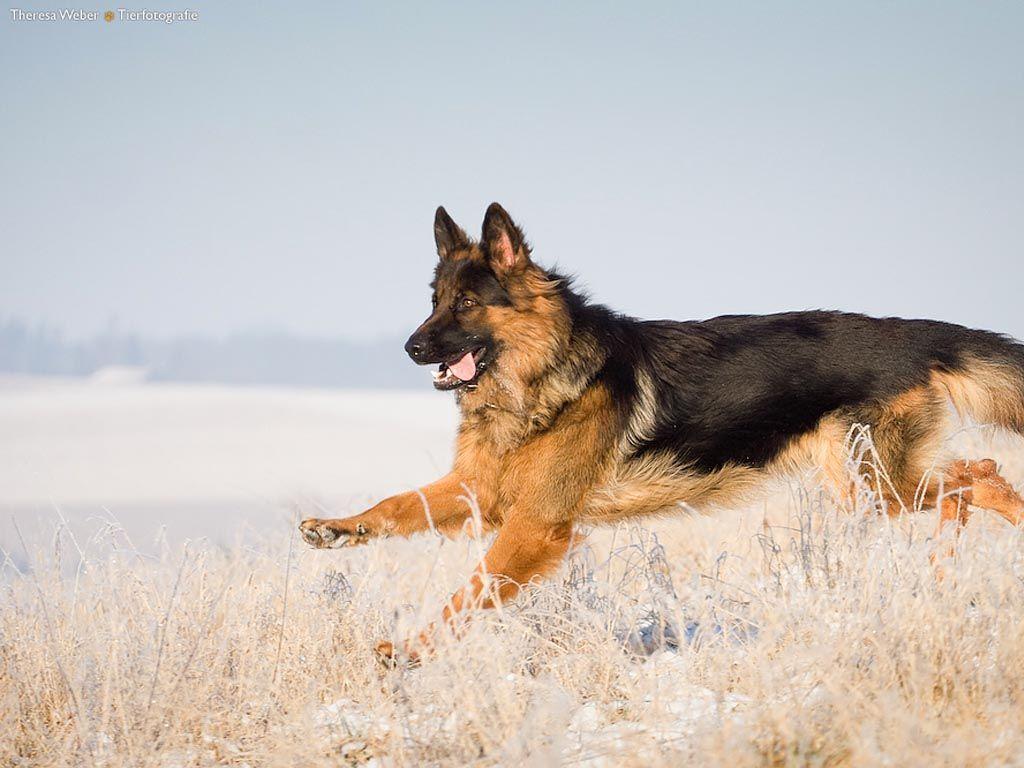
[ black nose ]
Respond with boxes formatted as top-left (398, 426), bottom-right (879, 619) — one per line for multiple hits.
top-left (405, 335), bottom-right (426, 362)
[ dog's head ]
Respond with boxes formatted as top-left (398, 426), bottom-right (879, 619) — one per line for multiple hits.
top-left (405, 203), bottom-right (566, 392)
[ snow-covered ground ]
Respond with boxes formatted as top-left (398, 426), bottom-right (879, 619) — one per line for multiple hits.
top-left (0, 377), bottom-right (458, 549)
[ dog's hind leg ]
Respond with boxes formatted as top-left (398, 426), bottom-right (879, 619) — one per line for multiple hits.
top-left (866, 384), bottom-right (1024, 550)
top-left (932, 458), bottom-right (1024, 561)
top-left (299, 472), bottom-right (483, 548)
top-left (857, 386), bottom-right (950, 515)
top-left (844, 388), bottom-right (1023, 570)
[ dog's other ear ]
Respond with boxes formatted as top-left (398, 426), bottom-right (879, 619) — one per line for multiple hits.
top-left (482, 202), bottom-right (530, 275)
top-left (434, 206), bottom-right (470, 260)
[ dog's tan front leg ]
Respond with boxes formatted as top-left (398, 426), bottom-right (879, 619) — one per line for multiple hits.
top-left (376, 512), bottom-right (574, 662)
top-left (299, 472), bottom-right (478, 548)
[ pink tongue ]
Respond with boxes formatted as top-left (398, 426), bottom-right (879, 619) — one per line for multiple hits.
top-left (449, 352), bottom-right (476, 381)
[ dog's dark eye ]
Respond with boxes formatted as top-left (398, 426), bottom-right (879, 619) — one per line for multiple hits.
top-left (431, 295), bottom-right (439, 309)
top-left (459, 297), bottom-right (478, 310)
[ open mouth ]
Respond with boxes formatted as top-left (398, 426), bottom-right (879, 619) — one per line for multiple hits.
top-left (431, 347), bottom-right (487, 391)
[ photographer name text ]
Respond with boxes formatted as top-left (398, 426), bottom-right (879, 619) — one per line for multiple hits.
top-left (9, 8), bottom-right (199, 23)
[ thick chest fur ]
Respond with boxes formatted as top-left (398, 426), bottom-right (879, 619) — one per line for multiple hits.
top-left (453, 383), bottom-right (620, 525)
top-left (453, 409), bottom-right (536, 523)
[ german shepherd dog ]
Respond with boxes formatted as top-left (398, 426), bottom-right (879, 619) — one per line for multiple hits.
top-left (300, 203), bottom-right (1024, 660)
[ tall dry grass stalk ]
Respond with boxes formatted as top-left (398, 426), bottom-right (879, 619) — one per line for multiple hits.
top-left (2, 431), bottom-right (1023, 767)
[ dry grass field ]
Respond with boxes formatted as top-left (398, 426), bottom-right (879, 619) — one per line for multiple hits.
top-left (3, 385), bottom-right (1024, 767)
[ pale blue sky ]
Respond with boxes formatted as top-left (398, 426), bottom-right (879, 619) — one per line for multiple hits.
top-left (2, 2), bottom-right (1022, 342)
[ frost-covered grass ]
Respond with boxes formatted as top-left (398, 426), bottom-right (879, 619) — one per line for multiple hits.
top-left (4, 459), bottom-right (1024, 767)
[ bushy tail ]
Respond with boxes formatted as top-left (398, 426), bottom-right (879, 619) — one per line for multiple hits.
top-left (936, 337), bottom-right (1024, 435)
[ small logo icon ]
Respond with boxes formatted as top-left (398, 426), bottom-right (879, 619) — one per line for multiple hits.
top-left (104, 10), bottom-right (114, 22)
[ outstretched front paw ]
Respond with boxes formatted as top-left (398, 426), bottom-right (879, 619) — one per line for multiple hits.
top-left (298, 518), bottom-right (371, 549)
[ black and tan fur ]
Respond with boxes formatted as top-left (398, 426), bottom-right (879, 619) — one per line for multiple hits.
top-left (300, 203), bottom-right (1024, 659)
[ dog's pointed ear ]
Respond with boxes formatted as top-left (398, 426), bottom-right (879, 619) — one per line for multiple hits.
top-left (434, 206), bottom-right (470, 260)
top-left (482, 202), bottom-right (530, 276)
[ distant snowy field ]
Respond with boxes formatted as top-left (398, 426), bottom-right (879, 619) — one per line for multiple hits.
top-left (0, 376), bottom-right (458, 550)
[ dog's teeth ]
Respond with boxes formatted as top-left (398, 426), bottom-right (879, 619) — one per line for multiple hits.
top-left (432, 369), bottom-right (444, 379)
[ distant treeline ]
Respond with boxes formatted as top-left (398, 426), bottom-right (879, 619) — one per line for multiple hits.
top-left (0, 318), bottom-right (423, 388)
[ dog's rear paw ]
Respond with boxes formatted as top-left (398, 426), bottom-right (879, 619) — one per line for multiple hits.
top-left (298, 518), bottom-right (369, 549)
